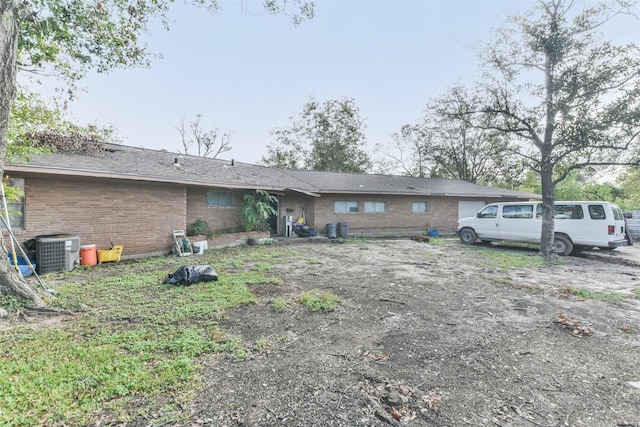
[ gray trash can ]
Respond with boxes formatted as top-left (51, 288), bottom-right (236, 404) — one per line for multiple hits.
top-left (337, 222), bottom-right (348, 238)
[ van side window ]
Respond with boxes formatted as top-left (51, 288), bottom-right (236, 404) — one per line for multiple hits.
top-left (588, 205), bottom-right (606, 220)
top-left (555, 204), bottom-right (584, 220)
top-left (502, 205), bottom-right (533, 219)
top-left (612, 207), bottom-right (623, 221)
top-left (479, 206), bottom-right (498, 218)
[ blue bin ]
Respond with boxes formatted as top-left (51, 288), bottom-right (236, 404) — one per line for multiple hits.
top-left (8, 253), bottom-right (35, 278)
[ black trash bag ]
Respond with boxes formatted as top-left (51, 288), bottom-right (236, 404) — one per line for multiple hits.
top-left (163, 265), bottom-right (218, 285)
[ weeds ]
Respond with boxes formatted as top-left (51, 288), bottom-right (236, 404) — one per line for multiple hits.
top-left (0, 246), bottom-right (282, 426)
top-left (478, 248), bottom-right (561, 271)
top-left (561, 287), bottom-right (637, 301)
top-left (0, 295), bottom-right (29, 313)
top-left (269, 297), bottom-right (291, 312)
top-left (300, 289), bottom-right (342, 312)
top-left (254, 334), bottom-right (291, 355)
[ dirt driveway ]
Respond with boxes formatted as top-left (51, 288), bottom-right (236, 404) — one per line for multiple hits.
top-left (189, 238), bottom-right (640, 427)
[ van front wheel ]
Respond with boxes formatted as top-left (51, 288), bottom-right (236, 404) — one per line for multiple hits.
top-left (553, 235), bottom-right (573, 256)
top-left (459, 228), bottom-right (478, 245)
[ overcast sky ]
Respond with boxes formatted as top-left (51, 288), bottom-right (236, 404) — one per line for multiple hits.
top-left (20, 0), bottom-right (638, 165)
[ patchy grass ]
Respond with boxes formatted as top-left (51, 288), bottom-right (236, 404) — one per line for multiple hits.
top-left (254, 334), bottom-right (292, 355)
top-left (561, 287), bottom-right (639, 301)
top-left (0, 246), bottom-right (286, 427)
top-left (268, 297), bottom-right (291, 312)
top-left (300, 289), bottom-right (342, 312)
top-left (476, 247), bottom-right (563, 271)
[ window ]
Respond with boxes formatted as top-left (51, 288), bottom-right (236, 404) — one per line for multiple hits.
top-left (502, 205), bottom-right (533, 219)
top-left (611, 207), bottom-right (624, 221)
top-left (364, 201), bottom-right (386, 213)
top-left (555, 204), bottom-right (584, 219)
top-left (412, 202), bottom-right (428, 213)
top-left (335, 201), bottom-right (358, 213)
top-left (588, 205), bottom-right (606, 220)
top-left (2, 178), bottom-right (25, 230)
top-left (536, 204), bottom-right (585, 219)
top-left (207, 191), bottom-right (233, 207)
top-left (478, 205), bottom-right (498, 218)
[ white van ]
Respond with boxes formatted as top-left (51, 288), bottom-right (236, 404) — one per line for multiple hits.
top-left (456, 201), bottom-right (628, 256)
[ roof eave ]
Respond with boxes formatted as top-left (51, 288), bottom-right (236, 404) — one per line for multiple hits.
top-left (5, 165), bottom-right (287, 192)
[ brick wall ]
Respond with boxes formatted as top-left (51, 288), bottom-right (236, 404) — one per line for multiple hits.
top-left (186, 188), bottom-right (245, 233)
top-left (305, 195), bottom-right (520, 237)
top-left (278, 194), bottom-right (314, 228)
top-left (5, 173), bottom-right (526, 259)
top-left (9, 174), bottom-right (185, 258)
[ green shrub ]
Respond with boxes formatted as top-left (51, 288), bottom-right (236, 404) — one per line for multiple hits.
top-left (188, 219), bottom-right (213, 238)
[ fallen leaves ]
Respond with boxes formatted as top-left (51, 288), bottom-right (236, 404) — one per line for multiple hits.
top-left (360, 380), bottom-right (442, 424)
top-left (554, 313), bottom-right (593, 337)
top-left (421, 390), bottom-right (441, 414)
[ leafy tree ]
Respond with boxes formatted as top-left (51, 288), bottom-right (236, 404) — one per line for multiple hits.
top-left (9, 91), bottom-right (119, 157)
top-left (241, 190), bottom-right (277, 232)
top-left (176, 114), bottom-right (231, 158)
top-left (0, 0), bottom-right (314, 304)
top-left (388, 86), bottom-right (522, 184)
top-left (462, 0), bottom-right (640, 257)
top-left (518, 169), bottom-right (628, 205)
top-left (616, 166), bottom-right (640, 209)
top-left (262, 97), bottom-right (372, 173)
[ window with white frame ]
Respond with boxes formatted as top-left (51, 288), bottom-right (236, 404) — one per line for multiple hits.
top-left (364, 201), bottom-right (386, 213)
top-left (335, 201), bottom-right (359, 213)
top-left (412, 201), bottom-right (428, 213)
top-left (207, 191), bottom-right (233, 207)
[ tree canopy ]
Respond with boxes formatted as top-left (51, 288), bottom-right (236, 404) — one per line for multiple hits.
top-left (387, 86), bottom-right (523, 184)
top-left (262, 96), bottom-right (372, 173)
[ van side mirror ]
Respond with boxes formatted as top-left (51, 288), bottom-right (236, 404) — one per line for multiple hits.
top-left (477, 212), bottom-right (482, 218)
top-left (623, 212), bottom-right (632, 219)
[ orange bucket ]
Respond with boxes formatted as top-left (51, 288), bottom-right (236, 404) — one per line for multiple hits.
top-left (80, 244), bottom-right (97, 266)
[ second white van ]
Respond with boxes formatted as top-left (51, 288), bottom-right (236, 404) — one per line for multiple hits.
top-left (455, 201), bottom-right (627, 256)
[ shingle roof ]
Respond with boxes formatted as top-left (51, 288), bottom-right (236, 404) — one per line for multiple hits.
top-left (6, 143), bottom-right (539, 199)
top-left (279, 169), bottom-right (539, 199)
top-left (7, 143), bottom-right (303, 191)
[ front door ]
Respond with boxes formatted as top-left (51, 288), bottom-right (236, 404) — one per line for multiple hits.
top-left (474, 204), bottom-right (500, 239)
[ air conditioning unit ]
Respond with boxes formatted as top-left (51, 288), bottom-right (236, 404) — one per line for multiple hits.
top-left (35, 236), bottom-right (81, 274)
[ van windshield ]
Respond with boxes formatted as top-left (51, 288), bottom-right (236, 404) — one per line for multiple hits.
top-left (478, 205), bottom-right (498, 218)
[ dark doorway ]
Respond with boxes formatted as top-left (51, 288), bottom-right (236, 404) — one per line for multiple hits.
top-left (268, 197), bottom-right (279, 235)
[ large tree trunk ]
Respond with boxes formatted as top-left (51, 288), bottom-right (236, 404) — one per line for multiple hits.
top-left (0, 0), bottom-right (45, 305)
top-left (539, 162), bottom-right (556, 258)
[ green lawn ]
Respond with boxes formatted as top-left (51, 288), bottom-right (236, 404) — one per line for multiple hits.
top-left (0, 245), bottom-right (295, 426)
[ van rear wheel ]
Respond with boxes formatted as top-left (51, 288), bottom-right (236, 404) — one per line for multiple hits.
top-left (459, 228), bottom-right (478, 245)
top-left (553, 234), bottom-right (573, 256)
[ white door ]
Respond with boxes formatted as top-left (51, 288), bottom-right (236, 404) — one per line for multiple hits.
top-left (458, 201), bottom-right (487, 220)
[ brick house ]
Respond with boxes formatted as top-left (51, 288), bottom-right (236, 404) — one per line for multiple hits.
top-left (4, 143), bottom-right (538, 259)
